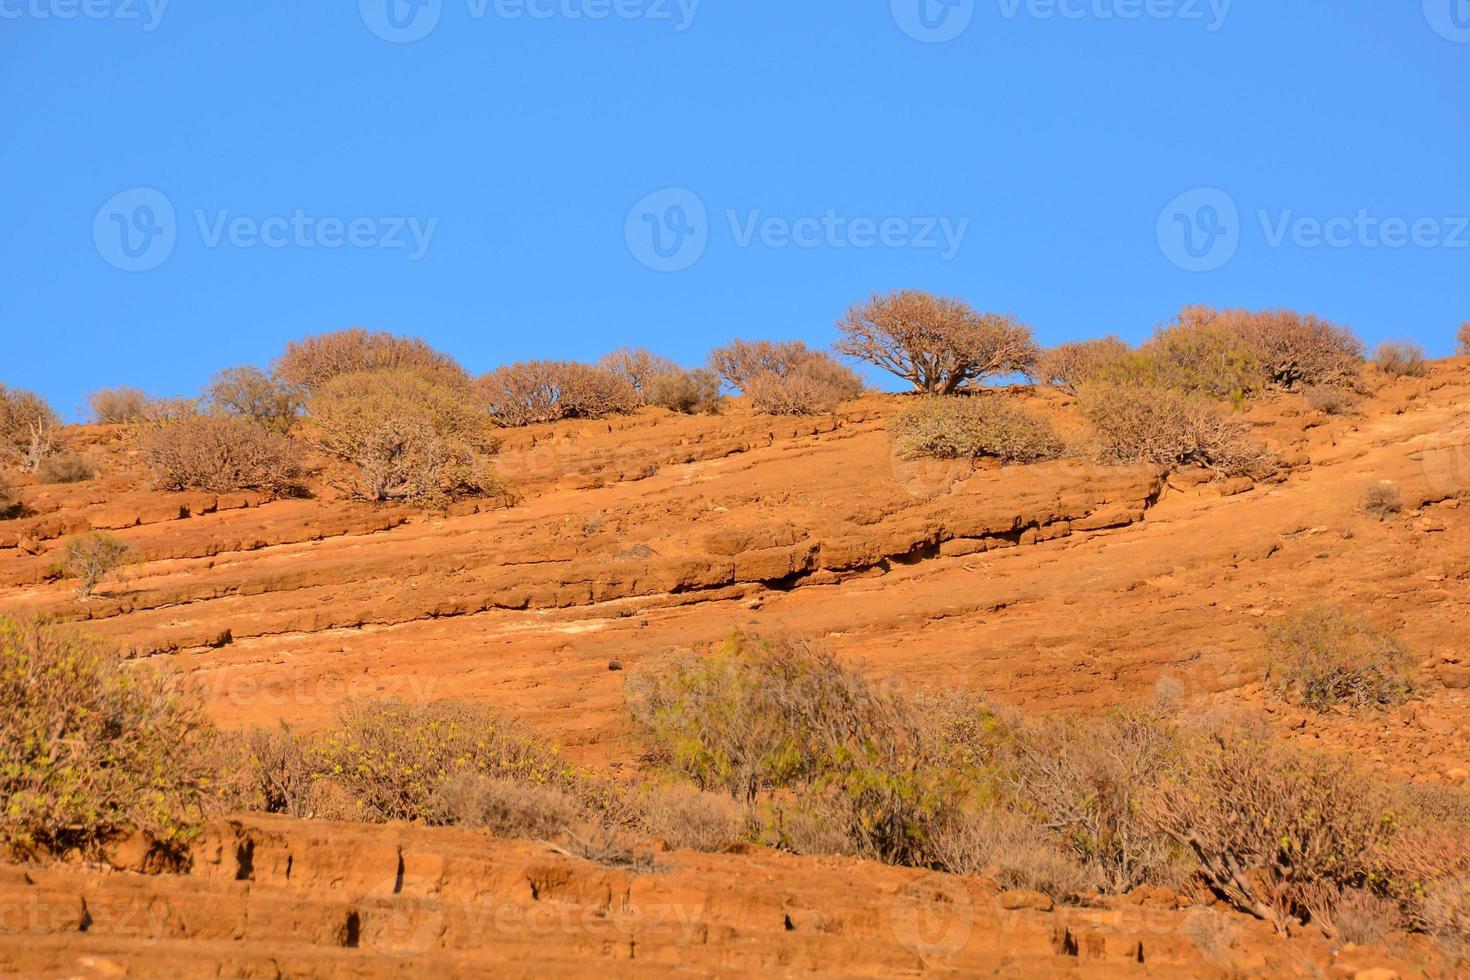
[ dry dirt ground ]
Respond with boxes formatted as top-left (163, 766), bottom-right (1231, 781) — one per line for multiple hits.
top-left (2, 362), bottom-right (1469, 977)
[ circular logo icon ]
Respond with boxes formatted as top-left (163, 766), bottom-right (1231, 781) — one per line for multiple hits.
top-left (356, 874), bottom-right (445, 958)
top-left (891, 0), bottom-right (975, 42)
top-left (360, 0), bottom-right (443, 43)
top-left (1157, 187), bottom-right (1240, 273)
top-left (93, 187), bottom-right (177, 273)
top-left (1424, 0), bottom-right (1470, 42)
top-left (625, 187), bottom-right (708, 273)
top-left (889, 876), bottom-right (974, 963)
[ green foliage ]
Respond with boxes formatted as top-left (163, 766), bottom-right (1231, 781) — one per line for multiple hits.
top-left (890, 395), bottom-right (1064, 463)
top-left (1264, 607), bottom-right (1417, 711)
top-left (0, 616), bottom-right (217, 858)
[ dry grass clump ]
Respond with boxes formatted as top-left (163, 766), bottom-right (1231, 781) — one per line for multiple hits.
top-left (1263, 607), bottom-right (1416, 712)
top-left (428, 774), bottom-right (580, 839)
top-left (1303, 385), bottom-right (1356, 416)
top-left (88, 387), bottom-right (152, 424)
top-left (34, 453), bottom-right (94, 485)
top-left (310, 368), bottom-right (500, 504)
top-left (480, 360), bottom-right (640, 427)
top-left (638, 784), bottom-right (746, 852)
top-left (139, 414), bottom-right (304, 495)
top-left (1079, 383), bottom-right (1272, 476)
top-left (205, 366), bottom-right (304, 434)
top-left (273, 328), bottom-right (465, 391)
top-left (835, 290), bottom-right (1038, 394)
top-left (1362, 484), bottom-right (1404, 519)
top-left (1035, 337), bottom-right (1130, 394)
top-left (1373, 341), bottom-right (1427, 378)
top-left (890, 396), bottom-right (1064, 463)
top-left (0, 615), bottom-right (217, 858)
top-left (60, 531), bottom-right (132, 599)
top-left (0, 383), bottom-right (59, 470)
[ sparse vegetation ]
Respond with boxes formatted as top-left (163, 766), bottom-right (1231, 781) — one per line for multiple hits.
top-left (310, 368), bottom-right (500, 503)
top-left (89, 387), bottom-right (152, 424)
top-left (273, 328), bottom-right (466, 391)
top-left (0, 383), bottom-right (59, 470)
top-left (706, 340), bottom-right (863, 415)
top-left (1459, 321), bottom-right (1470, 356)
top-left (1362, 484), bottom-right (1404, 519)
top-left (1079, 382), bottom-right (1272, 476)
top-left (205, 366), bottom-right (304, 434)
top-left (890, 395), bottom-right (1064, 463)
top-left (835, 290), bottom-right (1038, 394)
top-left (34, 453), bottom-right (94, 485)
top-left (637, 784), bottom-right (745, 852)
top-left (1374, 341), bottom-right (1427, 378)
top-left (597, 348), bottom-right (680, 397)
top-left (60, 531), bottom-right (132, 599)
top-left (1035, 337), bottom-right (1130, 394)
top-left (707, 339), bottom-right (817, 391)
top-left (645, 368), bottom-right (722, 415)
top-left (0, 615), bottom-right (217, 858)
top-left (139, 414), bottom-right (304, 495)
top-left (0, 473), bottom-right (16, 518)
top-left (1107, 319), bottom-right (1263, 401)
top-left (1263, 607), bottom-right (1417, 711)
top-left (428, 773), bottom-right (580, 838)
top-left (1196, 307), bottom-right (1364, 391)
top-left (479, 360), bottom-right (640, 427)
top-left (1303, 385), bottom-right (1356, 416)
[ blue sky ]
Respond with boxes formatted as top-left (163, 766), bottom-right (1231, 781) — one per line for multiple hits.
top-left (4, 1), bottom-right (1469, 418)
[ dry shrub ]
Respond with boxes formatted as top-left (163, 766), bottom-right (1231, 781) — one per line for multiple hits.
top-left (835, 291), bottom-right (1038, 394)
top-left (310, 368), bottom-right (499, 503)
top-left (1200, 307), bottom-right (1363, 390)
top-left (1264, 607), bottom-right (1416, 711)
top-left (1303, 385), bottom-right (1356, 416)
top-left (428, 773), bottom-right (580, 838)
top-left (639, 784), bottom-right (746, 852)
top-left (0, 615), bottom-right (217, 858)
top-left (273, 327), bottom-right (465, 391)
top-left (206, 366), bottom-right (304, 434)
top-left (1373, 341), bottom-right (1427, 378)
top-left (1079, 382), bottom-right (1272, 476)
top-left (890, 396), bottom-right (1064, 463)
top-left (707, 339), bottom-right (818, 390)
top-left (1459, 321), bottom-right (1470, 357)
top-left (35, 453), bottom-right (94, 484)
top-left (743, 364), bottom-right (858, 416)
top-left (597, 347), bottom-right (680, 396)
top-left (1035, 337), bottom-right (1130, 394)
top-left (926, 806), bottom-right (1094, 901)
top-left (1362, 484), bottom-right (1404, 519)
top-left (645, 368), bottom-right (722, 415)
top-left (0, 474), bottom-right (16, 519)
top-left (140, 414), bottom-right (304, 495)
top-left (1422, 877), bottom-right (1470, 947)
top-left (0, 383), bottom-right (59, 469)
top-left (60, 531), bottom-right (131, 599)
top-left (1306, 886), bottom-right (1403, 946)
top-left (89, 387), bottom-right (151, 424)
top-left (479, 360), bottom-right (640, 427)
top-left (233, 725), bottom-right (315, 818)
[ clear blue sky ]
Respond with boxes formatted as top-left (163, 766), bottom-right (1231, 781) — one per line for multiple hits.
top-left (4, 2), bottom-right (1468, 419)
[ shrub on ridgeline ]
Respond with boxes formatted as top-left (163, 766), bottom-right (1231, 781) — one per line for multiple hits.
top-left (1035, 337), bottom-right (1130, 394)
top-left (0, 383), bottom-right (59, 470)
top-left (645, 368), bottom-right (723, 415)
top-left (88, 387), bottom-right (152, 424)
top-left (835, 290), bottom-right (1038, 395)
top-left (707, 339), bottom-right (819, 391)
top-left (890, 396), bottom-right (1064, 463)
top-left (1263, 607), bottom-right (1417, 712)
top-left (139, 414), bottom-right (303, 495)
top-left (1373, 341), bottom-right (1427, 378)
top-left (1103, 319), bottom-right (1263, 401)
top-left (310, 368), bottom-right (500, 503)
top-left (597, 348), bottom-right (680, 397)
top-left (60, 531), bottom-right (132, 599)
top-left (1079, 382), bottom-right (1272, 476)
top-left (206, 366), bottom-right (305, 434)
top-left (272, 328), bottom-right (466, 391)
top-left (1459, 322), bottom-right (1470, 357)
top-left (0, 615), bottom-right (218, 858)
top-left (479, 360), bottom-right (640, 427)
top-left (708, 341), bottom-right (862, 415)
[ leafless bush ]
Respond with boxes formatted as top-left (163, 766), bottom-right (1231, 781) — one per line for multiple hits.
top-left (1306, 886), bottom-right (1403, 946)
top-left (707, 339), bottom-right (817, 390)
top-left (1035, 337), bottom-right (1130, 394)
top-left (1186, 307), bottom-right (1364, 391)
top-left (60, 531), bottom-right (132, 599)
top-left (0, 384), bottom-right (59, 470)
top-left (0, 474), bottom-right (16, 518)
top-left (232, 725), bottom-right (315, 818)
top-left (743, 363), bottom-right (860, 416)
top-left (890, 396), bottom-right (1064, 463)
top-left (310, 368), bottom-right (500, 503)
top-left (835, 290), bottom-right (1038, 394)
top-left (206, 366), bottom-right (304, 434)
top-left (35, 453), bottom-right (94, 484)
top-left (140, 414), bottom-right (303, 495)
top-left (1459, 321), bottom-right (1470, 357)
top-left (1362, 484), bottom-right (1404, 519)
top-left (479, 360), bottom-right (640, 427)
top-left (597, 347), bottom-right (680, 396)
top-left (428, 773), bottom-right (580, 838)
top-left (89, 387), bottom-right (152, 424)
top-left (927, 806), bottom-right (1095, 901)
top-left (1264, 607), bottom-right (1416, 711)
top-left (1373, 341), bottom-right (1427, 378)
top-left (1303, 385), bottom-right (1356, 415)
top-left (1080, 382), bottom-right (1273, 477)
top-left (645, 368), bottom-right (722, 415)
top-left (639, 784), bottom-right (745, 851)
top-left (273, 327), bottom-right (466, 391)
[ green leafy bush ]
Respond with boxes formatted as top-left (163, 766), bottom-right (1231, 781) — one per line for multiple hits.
top-left (0, 616), bottom-right (218, 858)
top-left (1264, 607), bottom-right (1417, 711)
top-left (890, 396), bottom-right (1064, 463)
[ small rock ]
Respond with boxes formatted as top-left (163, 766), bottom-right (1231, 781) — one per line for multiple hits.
top-left (1353, 969), bottom-right (1401, 980)
top-left (999, 889), bottom-right (1054, 912)
top-left (608, 661), bottom-right (623, 672)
